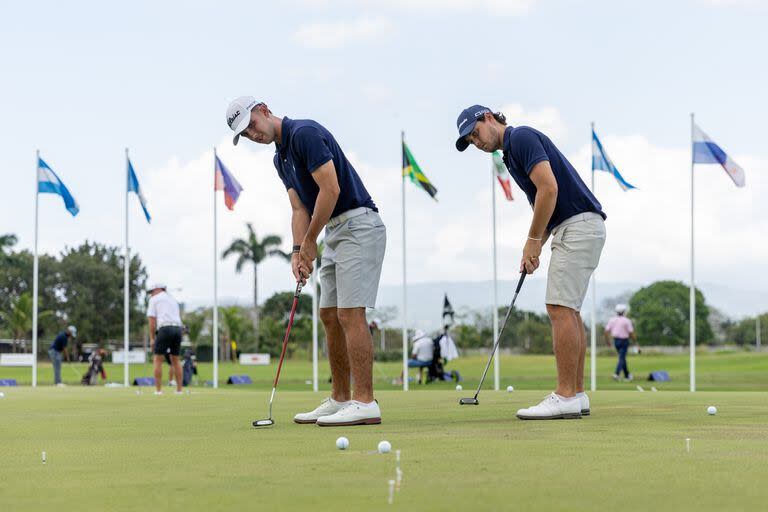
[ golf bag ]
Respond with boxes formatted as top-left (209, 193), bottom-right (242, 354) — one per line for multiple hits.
top-left (426, 334), bottom-right (460, 383)
top-left (182, 347), bottom-right (197, 387)
top-left (81, 350), bottom-right (106, 385)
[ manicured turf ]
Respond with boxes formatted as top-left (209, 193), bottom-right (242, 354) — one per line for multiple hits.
top-left (1, 387), bottom-right (767, 511)
top-left (4, 351), bottom-right (768, 391)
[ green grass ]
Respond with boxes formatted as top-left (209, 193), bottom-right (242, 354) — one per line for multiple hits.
top-left (1, 387), bottom-right (768, 511)
top-left (4, 351), bottom-right (768, 391)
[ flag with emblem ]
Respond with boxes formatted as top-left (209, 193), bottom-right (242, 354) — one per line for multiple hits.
top-left (491, 151), bottom-right (513, 201)
top-left (402, 141), bottom-right (437, 200)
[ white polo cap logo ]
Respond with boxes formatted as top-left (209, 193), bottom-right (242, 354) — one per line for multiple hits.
top-left (226, 96), bottom-right (259, 145)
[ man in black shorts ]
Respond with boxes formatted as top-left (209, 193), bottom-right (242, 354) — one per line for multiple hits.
top-left (147, 283), bottom-right (183, 395)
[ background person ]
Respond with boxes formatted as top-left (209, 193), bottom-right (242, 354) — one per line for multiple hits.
top-left (147, 283), bottom-right (183, 395)
top-left (49, 325), bottom-right (76, 386)
top-left (605, 304), bottom-right (637, 381)
top-left (399, 329), bottom-right (434, 385)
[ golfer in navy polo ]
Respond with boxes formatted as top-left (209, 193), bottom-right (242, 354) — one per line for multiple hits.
top-left (455, 105), bottom-right (606, 420)
top-left (226, 97), bottom-right (386, 426)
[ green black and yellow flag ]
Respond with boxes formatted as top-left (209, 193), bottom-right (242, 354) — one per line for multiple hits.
top-left (402, 141), bottom-right (438, 200)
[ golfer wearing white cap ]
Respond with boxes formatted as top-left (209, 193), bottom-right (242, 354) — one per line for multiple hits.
top-left (605, 304), bottom-right (637, 381)
top-left (455, 105), bottom-right (607, 420)
top-left (226, 97), bottom-right (386, 426)
top-left (147, 283), bottom-right (183, 395)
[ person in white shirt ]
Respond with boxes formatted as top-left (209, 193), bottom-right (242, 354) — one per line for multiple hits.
top-left (399, 330), bottom-right (434, 384)
top-left (146, 283), bottom-right (183, 394)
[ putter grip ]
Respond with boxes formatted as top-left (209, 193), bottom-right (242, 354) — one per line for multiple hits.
top-left (515, 270), bottom-right (527, 294)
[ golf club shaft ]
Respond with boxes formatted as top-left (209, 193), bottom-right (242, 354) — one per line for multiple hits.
top-left (473, 270), bottom-right (527, 399)
top-left (271, 281), bottom-right (303, 389)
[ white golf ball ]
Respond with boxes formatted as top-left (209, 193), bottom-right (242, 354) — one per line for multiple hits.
top-left (377, 440), bottom-right (392, 454)
top-left (506, 385), bottom-right (514, 392)
top-left (707, 406), bottom-right (717, 415)
top-left (336, 436), bottom-right (349, 450)
top-left (455, 385), bottom-right (463, 391)
top-left (0, 391), bottom-right (5, 398)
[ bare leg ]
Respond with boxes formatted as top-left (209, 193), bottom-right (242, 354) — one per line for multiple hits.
top-left (320, 307), bottom-right (351, 402)
top-left (153, 355), bottom-right (163, 392)
top-left (337, 307), bottom-right (374, 403)
top-left (546, 304), bottom-right (580, 398)
top-left (575, 312), bottom-right (587, 393)
top-left (171, 356), bottom-right (183, 392)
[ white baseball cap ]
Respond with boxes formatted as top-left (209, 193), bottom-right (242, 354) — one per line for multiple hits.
top-left (615, 304), bottom-right (628, 314)
top-left (226, 96), bottom-right (260, 145)
top-left (148, 283), bottom-right (167, 292)
top-left (67, 325), bottom-right (77, 337)
top-left (410, 329), bottom-right (427, 342)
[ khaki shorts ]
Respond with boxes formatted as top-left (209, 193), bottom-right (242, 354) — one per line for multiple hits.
top-left (546, 212), bottom-right (606, 311)
top-left (319, 208), bottom-right (386, 309)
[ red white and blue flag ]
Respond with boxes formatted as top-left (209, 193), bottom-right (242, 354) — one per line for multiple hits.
top-left (692, 122), bottom-right (745, 187)
top-left (214, 155), bottom-right (243, 210)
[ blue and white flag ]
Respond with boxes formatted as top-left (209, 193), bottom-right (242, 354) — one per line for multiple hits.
top-left (692, 122), bottom-right (745, 187)
top-left (592, 130), bottom-right (636, 191)
top-left (37, 158), bottom-right (79, 216)
top-left (127, 158), bottom-right (151, 223)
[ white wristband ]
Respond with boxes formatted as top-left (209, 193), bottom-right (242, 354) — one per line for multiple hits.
top-left (528, 236), bottom-right (542, 241)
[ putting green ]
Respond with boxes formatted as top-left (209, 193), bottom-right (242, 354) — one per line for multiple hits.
top-left (1, 387), bottom-right (767, 511)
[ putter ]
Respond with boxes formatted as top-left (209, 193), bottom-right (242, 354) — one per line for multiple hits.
top-left (459, 270), bottom-right (527, 406)
top-left (253, 281), bottom-right (303, 427)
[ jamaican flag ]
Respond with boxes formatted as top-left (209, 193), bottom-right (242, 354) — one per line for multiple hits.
top-left (402, 141), bottom-right (438, 200)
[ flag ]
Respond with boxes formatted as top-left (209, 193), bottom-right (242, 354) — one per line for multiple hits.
top-left (442, 294), bottom-right (455, 326)
top-left (37, 158), bottom-right (79, 216)
top-left (402, 141), bottom-right (437, 200)
top-left (592, 129), bottom-right (636, 191)
top-left (492, 151), bottom-right (514, 201)
top-left (127, 158), bottom-right (151, 223)
top-left (214, 155), bottom-right (243, 210)
top-left (692, 122), bottom-right (745, 187)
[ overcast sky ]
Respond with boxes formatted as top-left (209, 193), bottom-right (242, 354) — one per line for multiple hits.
top-left (1, 0), bottom-right (766, 317)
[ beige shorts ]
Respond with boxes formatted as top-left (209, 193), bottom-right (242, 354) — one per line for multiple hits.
top-left (546, 212), bottom-right (606, 311)
top-left (319, 208), bottom-right (386, 309)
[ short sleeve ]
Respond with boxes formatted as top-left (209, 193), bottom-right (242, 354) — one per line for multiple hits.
top-left (627, 319), bottom-right (634, 333)
top-left (509, 128), bottom-right (549, 175)
top-left (273, 154), bottom-right (292, 190)
top-left (147, 297), bottom-right (157, 318)
top-left (291, 126), bottom-right (334, 173)
top-left (604, 318), bottom-right (613, 332)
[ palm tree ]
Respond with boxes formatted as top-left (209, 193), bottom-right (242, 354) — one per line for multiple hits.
top-left (8, 292), bottom-right (52, 352)
top-left (0, 233), bottom-right (17, 257)
top-left (223, 223), bottom-right (289, 344)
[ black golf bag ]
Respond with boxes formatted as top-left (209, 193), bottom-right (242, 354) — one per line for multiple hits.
top-left (81, 351), bottom-right (106, 385)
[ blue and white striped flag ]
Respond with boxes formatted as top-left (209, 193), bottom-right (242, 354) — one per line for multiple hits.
top-left (692, 122), bottom-right (745, 187)
top-left (127, 158), bottom-right (151, 223)
top-left (592, 129), bottom-right (636, 191)
top-left (37, 158), bottom-right (79, 216)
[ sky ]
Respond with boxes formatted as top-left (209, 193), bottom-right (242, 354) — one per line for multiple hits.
top-left (1, 0), bottom-right (766, 320)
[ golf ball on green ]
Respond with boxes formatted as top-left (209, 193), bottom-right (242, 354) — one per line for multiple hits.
top-left (378, 440), bottom-right (392, 454)
top-left (336, 437), bottom-right (349, 450)
top-left (455, 385), bottom-right (462, 391)
top-left (707, 406), bottom-right (717, 415)
top-left (506, 385), bottom-right (514, 392)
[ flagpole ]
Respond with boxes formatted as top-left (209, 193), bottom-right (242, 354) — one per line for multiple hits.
top-left (312, 269), bottom-right (318, 392)
top-left (491, 156), bottom-right (500, 391)
top-left (590, 122), bottom-right (597, 392)
top-left (124, 148), bottom-right (130, 387)
top-left (689, 113), bottom-right (696, 392)
top-left (213, 147), bottom-right (219, 389)
top-left (401, 131), bottom-right (408, 392)
top-left (32, 150), bottom-right (39, 388)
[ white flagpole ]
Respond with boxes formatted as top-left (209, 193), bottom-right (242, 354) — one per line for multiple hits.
top-left (757, 315), bottom-right (762, 350)
top-left (312, 270), bottom-right (319, 392)
top-left (590, 122), bottom-right (597, 392)
top-left (689, 113), bottom-right (696, 392)
top-left (491, 157), bottom-right (500, 391)
top-left (32, 150), bottom-right (40, 388)
top-left (213, 147), bottom-right (219, 389)
top-left (401, 131), bottom-right (408, 392)
top-left (124, 148), bottom-right (130, 387)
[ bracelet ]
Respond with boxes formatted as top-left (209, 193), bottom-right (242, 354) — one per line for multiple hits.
top-left (528, 236), bottom-right (542, 241)
top-left (292, 245), bottom-right (301, 253)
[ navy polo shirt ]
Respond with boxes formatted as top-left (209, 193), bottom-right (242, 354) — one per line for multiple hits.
top-left (502, 126), bottom-right (606, 232)
top-left (273, 117), bottom-right (377, 218)
top-left (52, 331), bottom-right (68, 352)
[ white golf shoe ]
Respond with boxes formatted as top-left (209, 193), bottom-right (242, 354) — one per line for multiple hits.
top-left (316, 400), bottom-right (382, 426)
top-left (294, 398), bottom-right (349, 424)
top-left (578, 392), bottom-right (590, 416)
top-left (516, 393), bottom-right (582, 420)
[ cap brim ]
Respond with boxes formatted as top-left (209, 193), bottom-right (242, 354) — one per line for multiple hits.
top-left (455, 121), bottom-right (476, 152)
top-left (232, 115), bottom-right (250, 146)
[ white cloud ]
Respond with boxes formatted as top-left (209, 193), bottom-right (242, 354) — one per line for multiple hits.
top-left (293, 16), bottom-right (394, 49)
top-left (499, 103), bottom-right (568, 141)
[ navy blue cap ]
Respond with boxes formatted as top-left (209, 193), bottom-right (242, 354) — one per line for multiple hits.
top-left (455, 105), bottom-right (492, 151)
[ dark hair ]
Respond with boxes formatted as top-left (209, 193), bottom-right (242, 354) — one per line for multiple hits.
top-left (477, 111), bottom-right (507, 125)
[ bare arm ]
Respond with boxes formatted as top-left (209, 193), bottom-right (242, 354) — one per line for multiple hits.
top-left (521, 161), bottom-right (558, 273)
top-left (148, 316), bottom-right (157, 349)
top-left (287, 189), bottom-right (311, 282)
top-left (297, 160), bottom-right (340, 276)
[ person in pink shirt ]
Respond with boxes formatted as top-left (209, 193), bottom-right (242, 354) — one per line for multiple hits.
top-left (604, 304), bottom-right (637, 381)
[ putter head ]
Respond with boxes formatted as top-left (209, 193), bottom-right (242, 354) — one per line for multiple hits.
top-left (458, 397), bottom-right (479, 405)
top-left (252, 418), bottom-right (275, 427)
